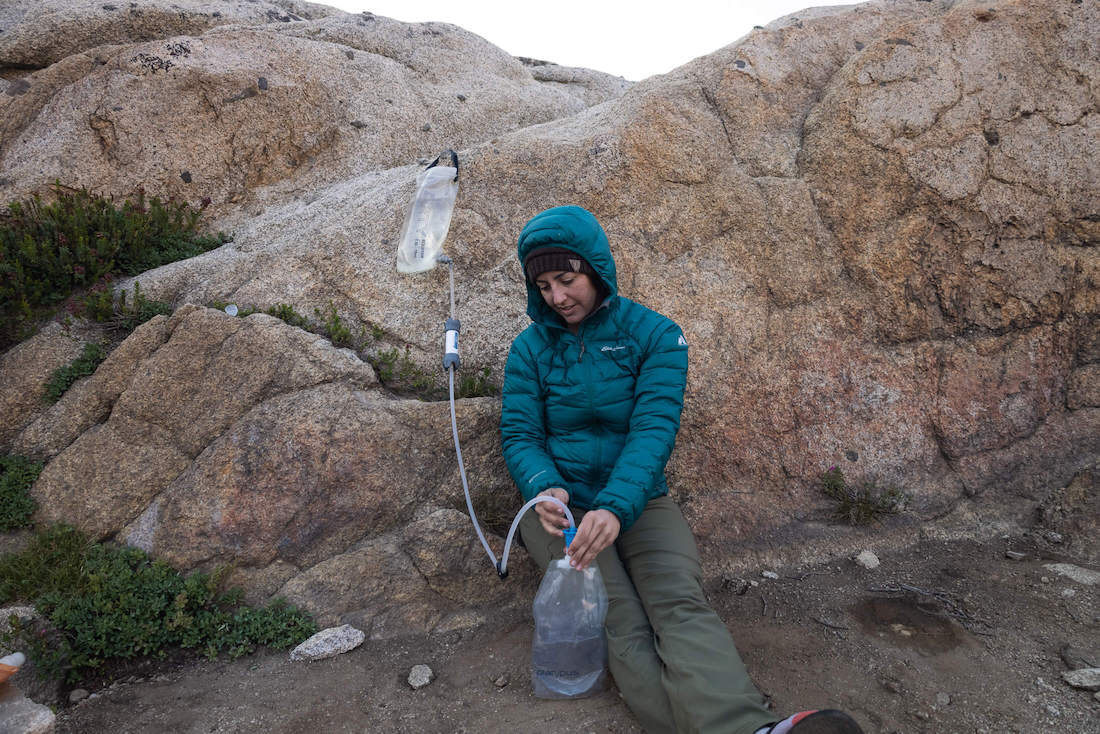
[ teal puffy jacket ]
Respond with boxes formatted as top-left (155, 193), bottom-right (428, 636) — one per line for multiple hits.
top-left (500, 206), bottom-right (689, 531)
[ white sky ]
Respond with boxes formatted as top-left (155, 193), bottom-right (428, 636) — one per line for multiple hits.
top-left (323, 1), bottom-right (854, 80)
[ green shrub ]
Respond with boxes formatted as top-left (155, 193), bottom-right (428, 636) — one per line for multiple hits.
top-left (0, 187), bottom-right (227, 349)
top-left (266, 303), bottom-right (309, 329)
top-left (457, 366), bottom-right (498, 399)
top-left (0, 525), bottom-right (316, 682)
top-left (821, 466), bottom-right (908, 525)
top-left (371, 346), bottom-right (436, 396)
top-left (113, 282), bottom-right (172, 332)
top-left (81, 284), bottom-right (116, 323)
top-left (0, 524), bottom-right (87, 602)
top-left (83, 281), bottom-right (172, 334)
top-left (370, 349), bottom-right (499, 401)
top-left (0, 455), bottom-right (43, 531)
top-left (314, 302), bottom-right (355, 348)
top-left (42, 342), bottom-right (106, 403)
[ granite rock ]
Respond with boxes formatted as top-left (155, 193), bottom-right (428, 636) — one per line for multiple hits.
top-left (1, 0), bottom-right (1098, 635)
top-left (288, 624), bottom-right (365, 662)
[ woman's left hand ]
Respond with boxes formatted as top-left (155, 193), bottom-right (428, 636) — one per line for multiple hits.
top-left (567, 509), bottom-right (620, 571)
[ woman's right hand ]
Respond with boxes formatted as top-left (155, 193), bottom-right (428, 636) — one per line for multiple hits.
top-left (535, 488), bottom-right (570, 537)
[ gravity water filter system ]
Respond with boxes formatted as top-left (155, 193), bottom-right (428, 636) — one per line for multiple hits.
top-left (394, 149), bottom-right (580, 576)
top-left (396, 151), bottom-right (608, 699)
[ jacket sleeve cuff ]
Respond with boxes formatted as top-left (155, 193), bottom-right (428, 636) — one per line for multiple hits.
top-left (593, 490), bottom-right (644, 532)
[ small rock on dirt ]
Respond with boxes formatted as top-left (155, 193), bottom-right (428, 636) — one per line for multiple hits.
top-left (493, 674), bottom-right (508, 688)
top-left (69, 688), bottom-right (89, 703)
top-left (289, 624), bottom-right (365, 662)
top-left (408, 664), bottom-right (434, 689)
top-left (761, 571), bottom-right (779, 580)
top-left (1060, 643), bottom-right (1098, 670)
top-left (1043, 564), bottom-right (1100, 586)
top-left (1062, 668), bottom-right (1100, 691)
top-left (855, 550), bottom-right (880, 569)
top-left (1005, 550), bottom-right (1027, 561)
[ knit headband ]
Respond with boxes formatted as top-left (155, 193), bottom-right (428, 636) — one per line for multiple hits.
top-left (524, 247), bottom-right (596, 283)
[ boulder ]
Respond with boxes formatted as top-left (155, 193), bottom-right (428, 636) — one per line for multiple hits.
top-left (0, 324), bottom-right (84, 449)
top-left (1, 0), bottom-right (1098, 635)
top-left (276, 509), bottom-right (536, 637)
top-left (119, 382), bottom-right (495, 571)
top-left (0, 0), bottom-right (340, 70)
top-left (0, 4), bottom-right (628, 216)
top-left (125, 0), bottom-right (1099, 551)
top-left (11, 316), bottom-right (171, 460)
top-left (28, 306), bottom-right (377, 540)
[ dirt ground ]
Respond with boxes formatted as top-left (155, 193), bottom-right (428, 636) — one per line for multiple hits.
top-left (34, 529), bottom-right (1097, 734)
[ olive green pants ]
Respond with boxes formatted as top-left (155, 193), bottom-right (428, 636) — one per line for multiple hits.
top-left (520, 495), bottom-right (775, 734)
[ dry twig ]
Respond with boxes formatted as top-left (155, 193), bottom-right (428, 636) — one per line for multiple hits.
top-left (812, 616), bottom-right (850, 631)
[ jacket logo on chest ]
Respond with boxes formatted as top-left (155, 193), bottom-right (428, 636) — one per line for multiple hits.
top-left (600, 345), bottom-right (627, 352)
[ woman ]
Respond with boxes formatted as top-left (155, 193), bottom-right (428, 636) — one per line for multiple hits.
top-left (500, 205), bottom-right (864, 734)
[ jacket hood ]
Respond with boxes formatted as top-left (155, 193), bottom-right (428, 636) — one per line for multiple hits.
top-left (516, 205), bottom-right (618, 327)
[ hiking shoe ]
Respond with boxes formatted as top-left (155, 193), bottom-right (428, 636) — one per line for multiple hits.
top-left (763, 709), bottom-right (865, 734)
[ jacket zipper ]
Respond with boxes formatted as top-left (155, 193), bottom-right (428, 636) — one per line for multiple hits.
top-left (577, 336), bottom-right (585, 362)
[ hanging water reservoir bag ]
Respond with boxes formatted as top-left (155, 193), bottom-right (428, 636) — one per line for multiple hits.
top-left (531, 555), bottom-right (609, 699)
top-left (396, 151), bottom-right (459, 273)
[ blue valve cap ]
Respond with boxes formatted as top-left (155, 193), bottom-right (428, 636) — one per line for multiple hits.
top-left (563, 527), bottom-right (577, 548)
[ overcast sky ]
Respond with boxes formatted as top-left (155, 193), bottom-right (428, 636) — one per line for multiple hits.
top-left (323, 1), bottom-right (854, 80)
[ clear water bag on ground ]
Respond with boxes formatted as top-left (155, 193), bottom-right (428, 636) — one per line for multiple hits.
top-left (531, 557), bottom-right (609, 699)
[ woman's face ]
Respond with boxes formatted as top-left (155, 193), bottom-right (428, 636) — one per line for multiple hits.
top-left (535, 270), bottom-right (600, 331)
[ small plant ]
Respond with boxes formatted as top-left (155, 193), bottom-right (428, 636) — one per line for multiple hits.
top-left (368, 321), bottom-right (385, 342)
top-left (115, 282), bottom-right (173, 331)
top-left (370, 348), bottom-right (398, 383)
top-left (0, 525), bottom-right (317, 682)
top-left (456, 366), bottom-right (498, 399)
top-left (0, 186), bottom-right (227, 350)
top-left (370, 346), bottom-right (437, 397)
top-left (0, 455), bottom-right (43, 531)
top-left (266, 303), bottom-right (309, 329)
top-left (42, 342), bottom-right (106, 403)
top-left (83, 281), bottom-right (172, 334)
top-left (81, 283), bottom-right (116, 322)
top-left (0, 524), bottom-right (88, 602)
top-left (821, 466), bottom-right (908, 525)
top-left (314, 302), bottom-right (355, 348)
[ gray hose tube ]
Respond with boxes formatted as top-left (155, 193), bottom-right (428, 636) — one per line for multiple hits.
top-left (448, 363), bottom-right (575, 577)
